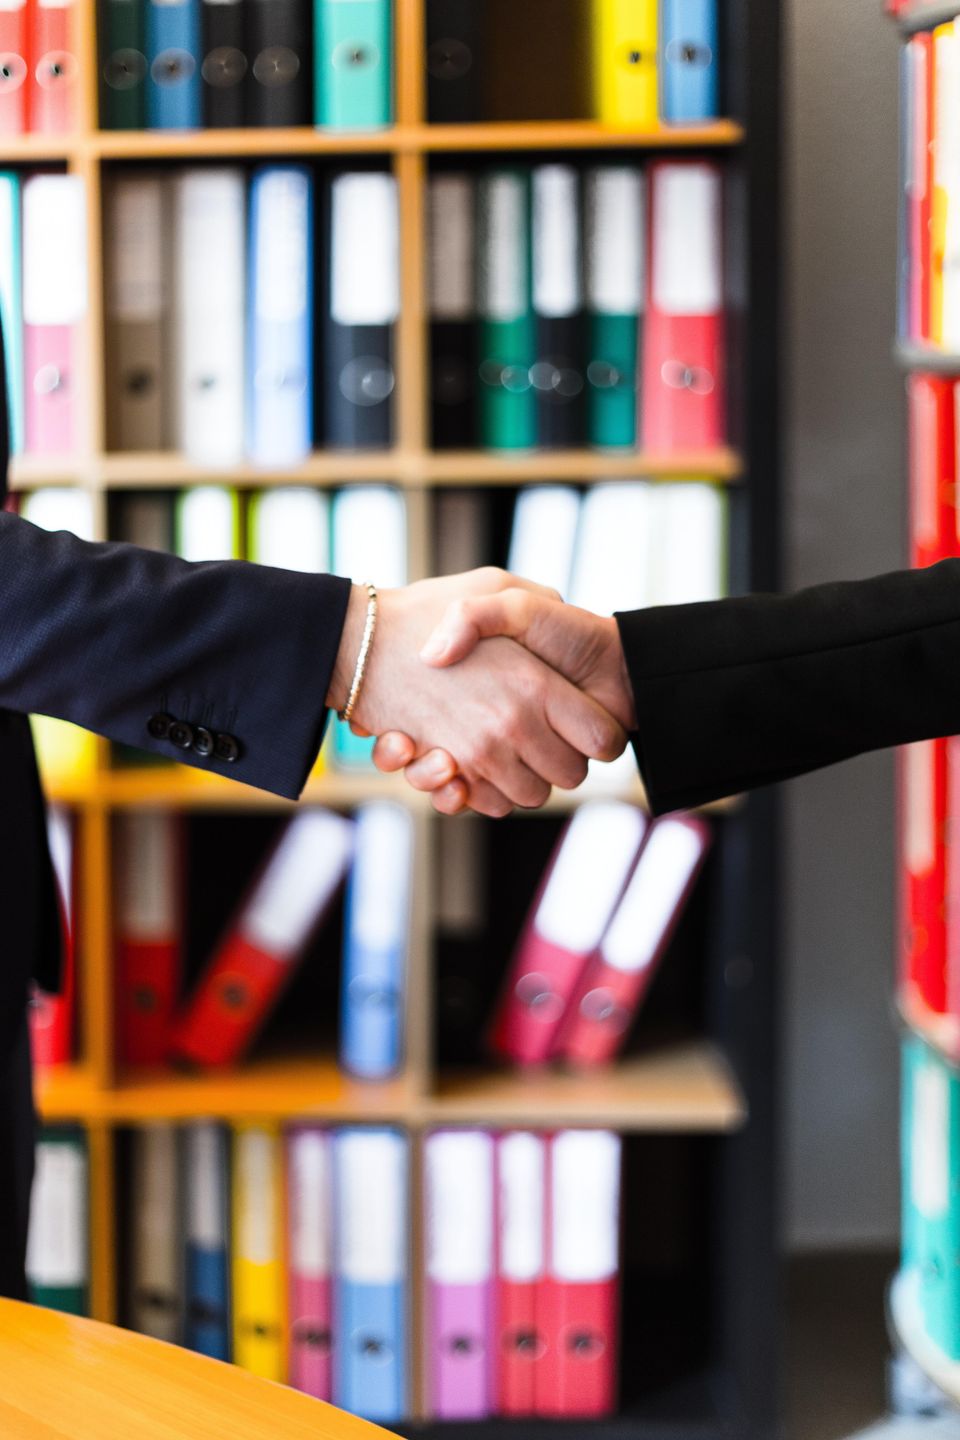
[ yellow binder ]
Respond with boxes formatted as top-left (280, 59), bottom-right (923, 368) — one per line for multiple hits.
top-left (931, 23), bottom-right (955, 345)
top-left (592, 0), bottom-right (659, 129)
top-left (232, 1123), bottom-right (286, 1382)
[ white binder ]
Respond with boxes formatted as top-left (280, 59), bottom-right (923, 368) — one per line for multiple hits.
top-left (249, 487), bottom-right (330, 573)
top-left (507, 485), bottom-right (582, 598)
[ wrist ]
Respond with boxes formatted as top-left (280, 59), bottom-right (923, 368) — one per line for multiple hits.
top-left (327, 583), bottom-right (369, 714)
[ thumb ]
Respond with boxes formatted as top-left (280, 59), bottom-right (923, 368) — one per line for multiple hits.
top-left (420, 590), bottom-right (558, 668)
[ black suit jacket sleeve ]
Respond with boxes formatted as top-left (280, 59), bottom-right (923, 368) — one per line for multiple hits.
top-left (616, 558), bottom-right (960, 816)
top-left (0, 513), bottom-right (351, 800)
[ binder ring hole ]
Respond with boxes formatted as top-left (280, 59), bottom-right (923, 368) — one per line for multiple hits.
top-left (0, 53), bottom-right (27, 90)
top-left (202, 46), bottom-right (247, 87)
top-left (661, 360), bottom-right (714, 395)
top-left (332, 39), bottom-right (378, 71)
top-left (579, 987), bottom-right (629, 1033)
top-left (665, 39), bottom-right (712, 68)
top-left (340, 357), bottom-right (395, 406)
top-left (36, 50), bottom-right (78, 88)
top-left (587, 359), bottom-right (625, 391)
top-left (514, 972), bottom-right (564, 1020)
top-left (253, 45), bottom-right (300, 87)
top-left (103, 48), bottom-right (146, 89)
top-left (151, 48), bottom-right (196, 86)
top-left (426, 37), bottom-right (472, 81)
top-left (34, 364), bottom-right (64, 397)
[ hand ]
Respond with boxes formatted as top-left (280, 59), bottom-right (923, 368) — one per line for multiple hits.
top-left (327, 572), bottom-right (627, 817)
top-left (372, 589), bottom-right (637, 815)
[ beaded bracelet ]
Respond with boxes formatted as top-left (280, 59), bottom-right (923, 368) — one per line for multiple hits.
top-left (339, 582), bottom-right (379, 725)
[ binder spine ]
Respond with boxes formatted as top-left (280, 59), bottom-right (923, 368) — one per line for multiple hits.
top-left (247, 0), bottom-right (311, 126)
top-left (200, 0), bottom-right (248, 126)
top-left (146, 0), bottom-right (202, 128)
top-left (586, 310), bottom-right (639, 448)
top-left (0, 0), bottom-right (28, 133)
top-left (99, 0), bottom-right (147, 129)
top-left (424, 0), bottom-right (478, 123)
top-left (314, 0), bottom-right (392, 130)
top-left (660, 0), bottom-right (719, 124)
top-left (30, 0), bottom-right (79, 133)
top-left (185, 1244), bottom-right (230, 1360)
top-left (323, 319), bottom-right (394, 447)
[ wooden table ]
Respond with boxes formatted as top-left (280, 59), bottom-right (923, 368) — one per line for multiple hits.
top-left (0, 1300), bottom-right (397, 1440)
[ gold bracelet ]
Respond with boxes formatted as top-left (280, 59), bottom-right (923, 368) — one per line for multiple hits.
top-left (339, 582), bottom-right (378, 725)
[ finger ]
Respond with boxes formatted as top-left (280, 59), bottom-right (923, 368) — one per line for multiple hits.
top-left (430, 779), bottom-right (470, 816)
top-left (371, 732), bottom-right (417, 773)
top-left (517, 724), bottom-right (589, 791)
top-left (542, 671), bottom-right (627, 764)
top-left (403, 749), bottom-right (460, 792)
top-left (462, 778), bottom-right (515, 819)
top-left (421, 590), bottom-right (569, 668)
top-left (349, 721), bottom-right (373, 738)
top-left (475, 741), bottom-right (552, 811)
top-left (461, 566), bottom-right (561, 604)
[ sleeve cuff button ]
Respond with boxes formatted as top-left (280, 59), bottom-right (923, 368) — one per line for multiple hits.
top-left (192, 726), bottom-right (215, 758)
top-left (147, 712), bottom-right (174, 740)
top-left (169, 720), bottom-right (195, 750)
top-left (214, 732), bottom-right (241, 763)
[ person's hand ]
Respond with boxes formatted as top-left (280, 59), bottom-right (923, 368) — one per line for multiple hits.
top-left (327, 572), bottom-right (627, 817)
top-left (372, 589), bottom-right (637, 814)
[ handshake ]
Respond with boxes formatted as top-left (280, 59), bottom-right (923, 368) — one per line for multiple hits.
top-left (326, 568), bottom-right (637, 818)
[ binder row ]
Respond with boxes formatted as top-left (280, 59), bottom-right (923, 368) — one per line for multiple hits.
top-left (426, 0), bottom-right (720, 128)
top-left (0, 0), bottom-right (79, 136)
top-left (902, 1035), bottom-right (960, 1361)
top-left (99, 0), bottom-right (392, 131)
top-left (430, 161), bottom-right (727, 454)
top-left (26, 1123), bottom-right (623, 1421)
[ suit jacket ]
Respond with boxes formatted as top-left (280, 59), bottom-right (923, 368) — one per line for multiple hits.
top-left (617, 561), bottom-right (960, 816)
top-left (0, 345), bottom-right (350, 1056)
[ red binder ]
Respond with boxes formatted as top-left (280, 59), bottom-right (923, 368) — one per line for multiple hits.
top-left (494, 1131), bottom-right (546, 1416)
top-left (901, 738), bottom-right (948, 1015)
top-left (907, 35), bottom-right (933, 341)
top-left (642, 160), bottom-right (725, 453)
top-left (489, 804), bottom-right (647, 1067)
top-left (169, 810), bottom-right (353, 1068)
top-left (0, 0), bottom-right (28, 133)
top-left (557, 815), bottom-right (711, 1068)
top-left (29, 807), bottom-right (75, 1068)
top-left (28, 0), bottom-right (78, 132)
top-left (909, 374), bottom-right (958, 569)
top-left (536, 1131), bottom-right (621, 1418)
top-left (115, 812), bottom-right (182, 1068)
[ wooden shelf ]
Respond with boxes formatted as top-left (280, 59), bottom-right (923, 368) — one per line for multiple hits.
top-left (897, 3), bottom-right (960, 35)
top-left (8, 447), bottom-right (745, 492)
top-left (888, 1268), bottom-right (960, 1403)
top-left (36, 1041), bottom-right (745, 1129)
top-left (899, 984), bottom-right (960, 1065)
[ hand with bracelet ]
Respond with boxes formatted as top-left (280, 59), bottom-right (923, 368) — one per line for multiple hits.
top-left (324, 570), bottom-right (628, 818)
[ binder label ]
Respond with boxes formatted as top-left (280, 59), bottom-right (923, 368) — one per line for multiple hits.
top-left (912, 1060), bottom-right (949, 1218)
top-left (586, 167), bottom-right (644, 315)
top-left (532, 166), bottom-right (580, 319)
top-left (651, 165), bottom-right (722, 315)
top-left (336, 1131), bottom-right (407, 1283)
top-left (27, 1141), bottom-right (87, 1285)
top-left (550, 1132), bottom-right (620, 1282)
top-left (255, 170), bottom-right (310, 324)
top-left (187, 1124), bottom-right (227, 1247)
top-left (905, 741), bottom-right (935, 876)
top-left (244, 811), bottom-right (353, 956)
top-left (478, 173), bottom-right (527, 323)
top-left (426, 1131), bottom-right (493, 1283)
top-left (603, 820), bottom-right (704, 974)
top-left (290, 1131), bottom-right (332, 1276)
top-left (498, 1133), bottom-right (544, 1282)
top-left (238, 1128), bottom-right (278, 1264)
top-left (119, 812), bottom-right (177, 937)
top-left (536, 803), bottom-right (645, 952)
top-left (429, 174), bottom-right (474, 321)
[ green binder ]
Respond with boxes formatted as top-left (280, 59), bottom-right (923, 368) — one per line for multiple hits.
top-left (99, 0), bottom-right (147, 130)
top-left (586, 311), bottom-right (639, 448)
top-left (477, 171), bottom-right (536, 451)
top-left (315, 0), bottom-right (393, 130)
top-left (584, 166), bottom-right (644, 449)
top-left (27, 1127), bottom-right (89, 1316)
top-left (0, 172), bottom-right (23, 457)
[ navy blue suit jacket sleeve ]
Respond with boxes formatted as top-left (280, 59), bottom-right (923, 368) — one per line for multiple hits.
top-left (616, 559), bottom-right (960, 816)
top-left (0, 514), bottom-right (351, 799)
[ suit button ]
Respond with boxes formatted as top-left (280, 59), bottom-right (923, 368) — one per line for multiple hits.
top-left (192, 726), bottom-right (215, 758)
top-left (168, 720), bottom-right (195, 751)
top-left (214, 732), bottom-right (241, 763)
top-left (147, 711), bottom-right (174, 740)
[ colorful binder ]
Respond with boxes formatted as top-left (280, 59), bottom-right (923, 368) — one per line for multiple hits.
top-left (174, 484), bottom-right (241, 561)
top-left (642, 160), bottom-right (725, 451)
top-left (232, 1122), bottom-right (286, 1380)
top-left (907, 34), bottom-right (933, 341)
top-left (145, 0), bottom-right (201, 128)
top-left (169, 809), bottom-right (353, 1068)
top-left (22, 174), bottom-right (87, 455)
top-left (246, 0), bottom-right (311, 126)
top-left (314, 0), bottom-right (391, 130)
top-left (29, 806), bottom-right (75, 1068)
top-left (286, 1126), bottom-right (334, 1399)
top-left (507, 485), bottom-right (582, 600)
top-left (490, 803), bottom-right (648, 1066)
top-left (130, 1123), bottom-right (182, 1342)
top-left (908, 374), bottom-right (957, 570)
top-left (592, 0), bottom-right (658, 129)
top-left (26, 1126), bottom-right (88, 1315)
top-left (428, 172), bottom-right (476, 449)
top-left (584, 166), bottom-right (643, 449)
top-left (115, 812), bottom-right (182, 1067)
top-left (247, 165), bottom-right (314, 467)
top-left (537, 1130), bottom-right (621, 1417)
top-left (99, 0), bottom-right (147, 129)
top-left (333, 1127), bottom-right (408, 1422)
top-left (340, 801), bottom-right (413, 1081)
top-left (477, 171), bottom-right (536, 451)
top-left (903, 1036), bottom-right (960, 1359)
top-left (931, 24), bottom-right (956, 345)
top-left (494, 1131), bottom-right (546, 1416)
top-left (901, 739), bottom-right (949, 1016)
top-left (30, 0), bottom-right (79, 132)
top-left (0, 0), bottom-right (28, 133)
top-left (184, 1121), bottom-right (231, 1361)
top-left (0, 171), bottom-right (24, 456)
top-left (425, 1129), bottom-right (495, 1419)
top-left (559, 814), bottom-right (711, 1066)
top-left (660, 0), bottom-right (718, 124)
top-left (325, 171), bottom-right (398, 449)
top-left (106, 175), bottom-right (168, 452)
top-left (200, 0), bottom-right (247, 125)
top-left (531, 165), bottom-right (584, 448)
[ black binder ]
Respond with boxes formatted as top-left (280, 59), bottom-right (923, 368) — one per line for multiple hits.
top-left (428, 172), bottom-right (476, 448)
top-left (425, 0), bottom-right (479, 123)
top-left (200, 0), bottom-right (248, 127)
top-left (246, 0), bottom-right (310, 126)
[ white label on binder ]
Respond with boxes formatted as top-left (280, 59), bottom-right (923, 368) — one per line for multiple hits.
top-left (603, 820), bottom-right (704, 973)
top-left (251, 488), bottom-right (330, 574)
top-left (651, 482), bottom-right (726, 607)
top-left (186, 1124), bottom-right (226, 1248)
top-left (586, 167), bottom-right (644, 315)
top-left (290, 1131), bottom-right (331, 1277)
top-left (550, 1131), bottom-right (621, 1282)
top-left (651, 164), bottom-right (722, 315)
top-left (26, 1141), bottom-right (86, 1286)
top-left (498, 1132), bottom-right (544, 1283)
top-left (176, 486), bottom-right (236, 563)
top-left (23, 177), bottom-right (87, 325)
top-left (22, 488), bottom-right (95, 542)
top-left (330, 173), bottom-right (399, 326)
top-left (244, 810), bottom-right (353, 957)
top-left (905, 741), bottom-right (935, 877)
top-left (118, 812), bottom-right (177, 939)
top-left (336, 1130), bottom-right (407, 1283)
top-left (426, 1131), bottom-right (494, 1284)
top-left (0, 0), bottom-right (26, 12)
top-left (429, 174), bottom-right (474, 321)
top-left (110, 179), bottom-right (166, 322)
top-left (332, 486), bottom-right (407, 588)
top-left (238, 1128), bottom-right (278, 1265)
top-left (351, 803), bottom-right (413, 952)
top-left (45, 808), bottom-right (72, 929)
top-left (478, 173), bottom-right (527, 323)
top-left (255, 170), bottom-right (310, 325)
top-left (532, 165), bottom-right (580, 318)
top-left (137, 1125), bottom-right (178, 1248)
top-left (536, 802), bottom-right (646, 953)
top-left (507, 486), bottom-right (582, 600)
top-left (569, 482), bottom-right (655, 615)
top-left (913, 1060), bottom-right (949, 1218)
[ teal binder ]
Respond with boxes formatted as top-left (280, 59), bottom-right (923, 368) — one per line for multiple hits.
top-left (904, 1035), bottom-right (960, 1359)
top-left (584, 166), bottom-right (643, 450)
top-left (315, 0), bottom-right (392, 130)
top-left (587, 311), bottom-right (638, 448)
top-left (26, 1127), bottom-right (89, 1316)
top-left (0, 173), bottom-right (23, 457)
top-left (477, 171), bottom-right (536, 451)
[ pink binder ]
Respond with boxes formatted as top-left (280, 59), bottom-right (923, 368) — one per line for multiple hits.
top-left (23, 175), bottom-right (86, 455)
top-left (286, 1126), bottom-right (333, 1400)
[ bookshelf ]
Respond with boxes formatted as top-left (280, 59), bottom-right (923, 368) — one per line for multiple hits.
top-left (11, 1), bottom-right (783, 1437)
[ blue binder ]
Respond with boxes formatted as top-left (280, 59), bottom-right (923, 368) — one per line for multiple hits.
top-left (661, 0), bottom-right (718, 124)
top-left (340, 803), bottom-right (413, 1080)
top-left (333, 1128), bottom-right (408, 1421)
top-left (185, 1245), bottom-right (230, 1360)
top-left (146, 0), bottom-right (202, 129)
top-left (314, 0), bottom-right (392, 130)
top-left (183, 1123), bottom-right (231, 1362)
top-left (247, 166), bottom-right (314, 467)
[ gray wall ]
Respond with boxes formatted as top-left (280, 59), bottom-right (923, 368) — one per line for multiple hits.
top-left (784, 0), bottom-right (904, 1249)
